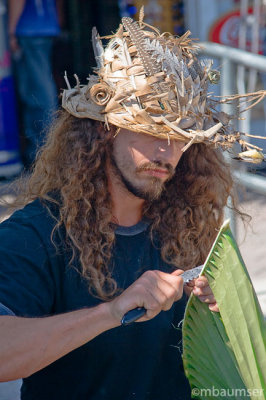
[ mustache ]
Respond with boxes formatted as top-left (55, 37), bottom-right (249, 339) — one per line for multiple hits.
top-left (136, 161), bottom-right (175, 177)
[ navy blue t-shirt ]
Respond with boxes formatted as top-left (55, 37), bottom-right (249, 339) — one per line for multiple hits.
top-left (0, 199), bottom-right (191, 400)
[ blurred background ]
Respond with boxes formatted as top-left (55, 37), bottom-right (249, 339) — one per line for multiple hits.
top-left (0, 0), bottom-right (265, 398)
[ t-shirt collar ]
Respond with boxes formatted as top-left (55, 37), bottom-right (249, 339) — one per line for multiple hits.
top-left (114, 218), bottom-right (151, 236)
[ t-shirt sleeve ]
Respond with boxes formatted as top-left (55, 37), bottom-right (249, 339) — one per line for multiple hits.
top-left (0, 302), bottom-right (15, 316)
top-left (0, 217), bottom-right (56, 317)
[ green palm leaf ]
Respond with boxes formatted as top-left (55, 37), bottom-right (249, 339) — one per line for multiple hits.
top-left (182, 220), bottom-right (266, 400)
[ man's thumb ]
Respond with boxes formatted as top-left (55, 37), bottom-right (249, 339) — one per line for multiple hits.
top-left (171, 269), bottom-right (184, 277)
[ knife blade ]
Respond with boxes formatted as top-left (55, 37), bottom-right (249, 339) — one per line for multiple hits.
top-left (121, 264), bottom-right (204, 326)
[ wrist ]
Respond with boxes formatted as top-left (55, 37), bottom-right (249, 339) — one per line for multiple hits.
top-left (8, 33), bottom-right (18, 44)
top-left (97, 301), bottom-right (121, 330)
top-left (8, 31), bottom-right (16, 37)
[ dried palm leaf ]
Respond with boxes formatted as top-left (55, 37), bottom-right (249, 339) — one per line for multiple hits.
top-left (62, 11), bottom-right (266, 163)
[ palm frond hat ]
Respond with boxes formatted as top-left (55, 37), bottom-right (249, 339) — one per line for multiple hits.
top-left (62, 8), bottom-right (266, 162)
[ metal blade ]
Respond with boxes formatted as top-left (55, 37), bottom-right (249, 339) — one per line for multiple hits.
top-left (181, 264), bottom-right (204, 284)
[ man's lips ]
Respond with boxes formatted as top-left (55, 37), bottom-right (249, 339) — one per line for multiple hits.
top-left (141, 168), bottom-right (169, 178)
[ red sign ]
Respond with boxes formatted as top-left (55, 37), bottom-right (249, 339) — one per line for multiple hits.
top-left (209, 7), bottom-right (263, 54)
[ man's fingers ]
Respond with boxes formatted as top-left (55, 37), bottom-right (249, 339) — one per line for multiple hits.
top-left (197, 294), bottom-right (216, 304)
top-left (186, 279), bottom-right (196, 287)
top-left (209, 303), bottom-right (220, 312)
top-left (110, 269), bottom-right (185, 324)
top-left (184, 276), bottom-right (208, 288)
top-left (133, 269), bottom-right (184, 320)
top-left (193, 276), bottom-right (213, 296)
top-left (152, 272), bottom-right (183, 304)
top-left (193, 285), bottom-right (213, 296)
top-left (136, 282), bottom-right (181, 321)
top-left (184, 275), bottom-right (220, 313)
top-left (149, 270), bottom-right (184, 301)
top-left (195, 276), bottom-right (208, 287)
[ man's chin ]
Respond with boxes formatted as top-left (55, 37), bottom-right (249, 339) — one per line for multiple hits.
top-left (108, 152), bottom-right (165, 201)
top-left (130, 182), bottom-right (165, 202)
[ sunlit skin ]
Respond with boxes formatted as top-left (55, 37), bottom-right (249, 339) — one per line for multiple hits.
top-left (107, 128), bottom-right (182, 224)
top-left (106, 128), bottom-right (219, 312)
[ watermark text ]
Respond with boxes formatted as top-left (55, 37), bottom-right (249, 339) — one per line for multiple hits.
top-left (191, 387), bottom-right (264, 398)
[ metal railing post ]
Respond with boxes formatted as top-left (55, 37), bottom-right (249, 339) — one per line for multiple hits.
top-left (220, 57), bottom-right (237, 237)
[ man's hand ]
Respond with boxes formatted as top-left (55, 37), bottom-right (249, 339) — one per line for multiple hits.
top-left (9, 34), bottom-right (20, 53)
top-left (184, 276), bottom-right (220, 312)
top-left (107, 269), bottom-right (184, 324)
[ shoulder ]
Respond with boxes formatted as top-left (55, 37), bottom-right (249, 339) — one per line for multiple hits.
top-left (9, 197), bottom-right (57, 218)
top-left (0, 199), bottom-right (63, 317)
top-left (0, 198), bottom-right (61, 248)
top-left (2, 197), bottom-right (58, 225)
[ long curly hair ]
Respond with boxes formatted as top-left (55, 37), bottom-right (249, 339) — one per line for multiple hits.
top-left (11, 111), bottom-right (238, 300)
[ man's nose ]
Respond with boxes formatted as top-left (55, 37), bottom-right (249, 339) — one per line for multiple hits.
top-left (154, 139), bottom-right (180, 163)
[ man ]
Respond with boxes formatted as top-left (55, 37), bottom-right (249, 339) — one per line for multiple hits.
top-left (0, 14), bottom-right (262, 400)
top-left (8, 0), bottom-right (62, 167)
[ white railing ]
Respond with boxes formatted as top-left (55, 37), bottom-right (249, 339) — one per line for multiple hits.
top-left (199, 42), bottom-right (266, 235)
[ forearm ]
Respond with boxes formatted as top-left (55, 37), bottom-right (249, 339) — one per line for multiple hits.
top-left (0, 302), bottom-right (119, 381)
top-left (0, 268), bottom-right (187, 381)
top-left (7, 0), bottom-right (26, 35)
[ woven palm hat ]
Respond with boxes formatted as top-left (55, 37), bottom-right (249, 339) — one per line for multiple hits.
top-left (62, 10), bottom-right (266, 160)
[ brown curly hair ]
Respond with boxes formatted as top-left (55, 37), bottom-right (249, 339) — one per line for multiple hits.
top-left (11, 110), bottom-right (237, 300)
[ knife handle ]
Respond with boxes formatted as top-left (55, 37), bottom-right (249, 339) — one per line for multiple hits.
top-left (121, 307), bottom-right (146, 326)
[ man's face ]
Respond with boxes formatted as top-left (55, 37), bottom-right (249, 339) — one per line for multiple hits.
top-left (108, 128), bottom-right (185, 201)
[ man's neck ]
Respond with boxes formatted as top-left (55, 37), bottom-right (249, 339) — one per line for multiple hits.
top-left (111, 188), bottom-right (144, 227)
